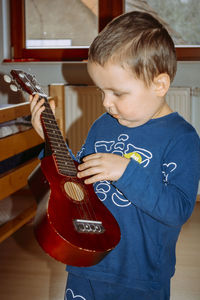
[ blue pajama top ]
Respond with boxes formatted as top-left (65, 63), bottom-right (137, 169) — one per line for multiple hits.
top-left (66, 112), bottom-right (200, 291)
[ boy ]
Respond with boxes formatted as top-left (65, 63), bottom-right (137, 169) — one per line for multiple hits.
top-left (30, 11), bottom-right (200, 300)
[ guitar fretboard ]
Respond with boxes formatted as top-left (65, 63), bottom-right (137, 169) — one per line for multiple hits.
top-left (41, 99), bottom-right (77, 177)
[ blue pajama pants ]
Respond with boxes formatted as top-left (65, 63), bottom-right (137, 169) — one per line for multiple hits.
top-left (64, 273), bottom-right (170, 300)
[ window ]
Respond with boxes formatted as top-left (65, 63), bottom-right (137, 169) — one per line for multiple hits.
top-left (10, 0), bottom-right (200, 61)
top-left (25, 0), bottom-right (98, 49)
top-left (10, 0), bottom-right (123, 61)
top-left (125, 0), bottom-right (200, 60)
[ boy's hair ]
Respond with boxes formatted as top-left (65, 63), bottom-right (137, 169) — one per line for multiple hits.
top-left (88, 11), bottom-right (177, 86)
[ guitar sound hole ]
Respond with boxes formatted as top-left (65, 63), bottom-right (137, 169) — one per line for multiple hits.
top-left (64, 182), bottom-right (84, 202)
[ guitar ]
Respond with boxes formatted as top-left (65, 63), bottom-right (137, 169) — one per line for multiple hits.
top-left (9, 69), bottom-right (121, 267)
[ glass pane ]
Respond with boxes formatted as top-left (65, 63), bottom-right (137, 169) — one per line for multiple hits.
top-left (25, 0), bottom-right (98, 48)
top-left (125, 0), bottom-right (200, 45)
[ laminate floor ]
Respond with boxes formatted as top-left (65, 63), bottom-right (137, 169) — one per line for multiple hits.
top-left (0, 203), bottom-right (199, 300)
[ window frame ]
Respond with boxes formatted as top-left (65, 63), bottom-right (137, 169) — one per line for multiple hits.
top-left (9, 0), bottom-right (200, 62)
top-left (9, 0), bottom-right (123, 61)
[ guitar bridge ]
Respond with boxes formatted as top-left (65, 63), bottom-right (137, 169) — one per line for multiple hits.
top-left (73, 219), bottom-right (105, 234)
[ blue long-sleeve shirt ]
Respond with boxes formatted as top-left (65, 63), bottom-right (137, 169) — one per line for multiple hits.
top-left (66, 112), bottom-right (200, 291)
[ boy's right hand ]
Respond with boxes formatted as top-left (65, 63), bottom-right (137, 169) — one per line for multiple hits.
top-left (29, 94), bottom-right (55, 140)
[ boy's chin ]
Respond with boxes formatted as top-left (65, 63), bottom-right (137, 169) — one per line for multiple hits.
top-left (118, 118), bottom-right (147, 128)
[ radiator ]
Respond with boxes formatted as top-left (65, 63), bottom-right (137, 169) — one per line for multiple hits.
top-left (65, 85), bottom-right (104, 154)
top-left (166, 87), bottom-right (191, 123)
top-left (64, 85), bottom-right (192, 154)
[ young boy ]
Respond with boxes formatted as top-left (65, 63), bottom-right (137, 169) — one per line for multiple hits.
top-left (30, 11), bottom-right (200, 300)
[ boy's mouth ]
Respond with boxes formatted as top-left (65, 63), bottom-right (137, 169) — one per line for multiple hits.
top-left (109, 112), bottom-right (120, 119)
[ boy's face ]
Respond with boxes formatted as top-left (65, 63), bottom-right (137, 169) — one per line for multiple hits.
top-left (87, 61), bottom-right (170, 128)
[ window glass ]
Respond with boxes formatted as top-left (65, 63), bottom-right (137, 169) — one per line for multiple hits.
top-left (125, 0), bottom-right (200, 45)
top-left (25, 0), bottom-right (98, 48)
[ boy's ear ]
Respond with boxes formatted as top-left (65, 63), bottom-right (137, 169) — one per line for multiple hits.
top-left (153, 73), bottom-right (170, 97)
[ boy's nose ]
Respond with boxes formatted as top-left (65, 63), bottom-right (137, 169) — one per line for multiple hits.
top-left (103, 95), bottom-right (114, 109)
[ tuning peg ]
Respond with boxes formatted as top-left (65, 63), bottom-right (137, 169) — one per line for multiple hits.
top-left (10, 84), bottom-right (18, 92)
top-left (3, 74), bottom-right (12, 83)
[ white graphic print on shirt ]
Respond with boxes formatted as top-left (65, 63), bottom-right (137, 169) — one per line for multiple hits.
top-left (78, 133), bottom-right (177, 207)
top-left (94, 134), bottom-right (153, 207)
top-left (162, 162), bottom-right (177, 185)
top-left (65, 288), bottom-right (86, 300)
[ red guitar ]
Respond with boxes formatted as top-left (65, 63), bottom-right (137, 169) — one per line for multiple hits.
top-left (9, 69), bottom-right (121, 267)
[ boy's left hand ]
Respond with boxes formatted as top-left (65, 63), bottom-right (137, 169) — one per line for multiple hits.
top-left (77, 153), bottom-right (130, 184)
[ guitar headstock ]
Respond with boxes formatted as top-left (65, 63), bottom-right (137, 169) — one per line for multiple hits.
top-left (4, 69), bottom-right (47, 98)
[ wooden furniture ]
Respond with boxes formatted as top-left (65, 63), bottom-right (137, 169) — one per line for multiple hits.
top-left (0, 102), bottom-right (43, 242)
top-left (0, 95), bottom-right (65, 243)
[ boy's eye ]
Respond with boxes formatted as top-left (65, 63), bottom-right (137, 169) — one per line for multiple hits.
top-left (113, 91), bottom-right (122, 97)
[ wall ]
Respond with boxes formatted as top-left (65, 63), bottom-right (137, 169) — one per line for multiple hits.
top-left (0, 0), bottom-right (200, 104)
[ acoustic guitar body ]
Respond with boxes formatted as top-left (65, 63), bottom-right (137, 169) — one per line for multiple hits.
top-left (34, 155), bottom-right (121, 267)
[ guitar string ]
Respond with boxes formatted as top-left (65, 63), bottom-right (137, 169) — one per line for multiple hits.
top-left (42, 102), bottom-right (92, 222)
top-left (23, 73), bottom-right (100, 225)
top-left (42, 102), bottom-right (100, 223)
top-left (46, 108), bottom-right (101, 224)
top-left (37, 91), bottom-right (99, 223)
top-left (42, 103), bottom-right (93, 221)
top-left (22, 75), bottom-right (87, 220)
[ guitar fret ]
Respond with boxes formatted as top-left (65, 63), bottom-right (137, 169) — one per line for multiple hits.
top-left (59, 171), bottom-right (77, 176)
top-left (57, 163), bottom-right (77, 175)
top-left (44, 124), bottom-right (61, 133)
top-left (56, 160), bottom-right (75, 168)
top-left (52, 145), bottom-right (69, 151)
top-left (42, 109), bottom-right (56, 115)
top-left (47, 140), bottom-right (66, 148)
top-left (43, 122), bottom-right (59, 130)
top-left (42, 116), bottom-right (57, 125)
top-left (53, 149), bottom-right (69, 156)
top-left (42, 108), bottom-right (56, 116)
top-left (52, 149), bottom-right (70, 156)
top-left (52, 146), bottom-right (67, 152)
top-left (56, 156), bottom-right (74, 163)
top-left (51, 140), bottom-right (66, 147)
top-left (56, 156), bottom-right (72, 162)
top-left (42, 114), bottom-right (58, 123)
top-left (45, 128), bottom-right (61, 134)
top-left (44, 129), bottom-right (63, 140)
top-left (42, 111), bottom-right (55, 117)
top-left (56, 157), bottom-right (76, 166)
top-left (56, 159), bottom-right (76, 169)
top-left (58, 166), bottom-right (76, 172)
top-left (46, 134), bottom-right (63, 143)
top-left (57, 165), bottom-right (76, 172)
top-left (52, 148), bottom-right (68, 155)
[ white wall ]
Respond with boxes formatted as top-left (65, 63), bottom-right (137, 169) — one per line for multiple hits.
top-left (0, 0), bottom-right (200, 103)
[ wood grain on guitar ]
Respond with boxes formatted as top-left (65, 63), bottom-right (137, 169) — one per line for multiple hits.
top-left (10, 69), bottom-right (121, 267)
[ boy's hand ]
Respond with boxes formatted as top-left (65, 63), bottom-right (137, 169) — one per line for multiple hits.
top-left (77, 153), bottom-right (130, 184)
top-left (29, 94), bottom-right (55, 140)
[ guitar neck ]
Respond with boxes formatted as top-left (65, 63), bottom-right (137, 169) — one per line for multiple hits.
top-left (9, 69), bottom-right (77, 177)
top-left (41, 97), bottom-right (77, 177)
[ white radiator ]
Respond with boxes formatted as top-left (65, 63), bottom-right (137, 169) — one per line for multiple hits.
top-left (65, 85), bottom-right (104, 154)
top-left (65, 86), bottom-right (192, 154)
top-left (166, 87), bottom-right (191, 123)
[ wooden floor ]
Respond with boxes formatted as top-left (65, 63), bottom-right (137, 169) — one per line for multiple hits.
top-left (0, 203), bottom-right (199, 300)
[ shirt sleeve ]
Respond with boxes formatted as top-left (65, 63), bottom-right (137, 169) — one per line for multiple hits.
top-left (113, 131), bottom-right (200, 227)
